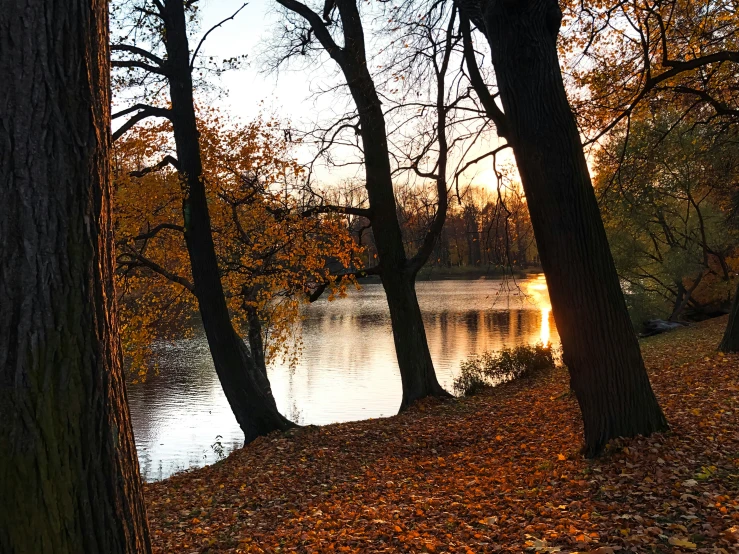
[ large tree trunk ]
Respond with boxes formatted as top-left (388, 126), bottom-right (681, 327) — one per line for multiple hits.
top-left (0, 1), bottom-right (152, 552)
top-left (162, 0), bottom-right (293, 443)
top-left (719, 281), bottom-right (739, 352)
top-left (469, 0), bottom-right (668, 455)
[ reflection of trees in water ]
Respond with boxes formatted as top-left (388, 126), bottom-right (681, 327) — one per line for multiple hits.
top-left (300, 305), bottom-right (554, 370)
top-left (128, 279), bottom-right (559, 481)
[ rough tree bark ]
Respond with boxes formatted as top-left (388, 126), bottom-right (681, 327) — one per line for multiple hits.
top-left (161, 0), bottom-right (294, 442)
top-left (458, 0), bottom-right (668, 455)
top-left (276, 0), bottom-right (450, 409)
top-left (719, 281), bottom-right (739, 352)
top-left (0, 1), bottom-right (152, 552)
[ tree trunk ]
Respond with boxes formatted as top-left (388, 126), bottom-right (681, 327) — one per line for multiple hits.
top-left (245, 303), bottom-right (268, 378)
top-left (472, 0), bottom-right (668, 455)
top-left (339, 10), bottom-right (449, 408)
top-left (0, 1), bottom-right (152, 552)
top-left (383, 272), bottom-right (450, 408)
top-left (274, 0), bottom-right (450, 410)
top-left (719, 280), bottom-right (739, 352)
top-left (163, 0), bottom-right (293, 443)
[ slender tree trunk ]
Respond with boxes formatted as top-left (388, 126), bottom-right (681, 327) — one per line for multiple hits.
top-left (720, 280), bottom-right (739, 352)
top-left (670, 283), bottom-right (687, 322)
top-left (276, 0), bottom-right (451, 407)
top-left (669, 273), bottom-right (703, 322)
top-left (0, 1), bottom-right (151, 552)
top-left (162, 0), bottom-right (293, 443)
top-left (382, 273), bottom-right (450, 408)
top-left (468, 0), bottom-right (668, 455)
top-left (339, 26), bottom-right (450, 409)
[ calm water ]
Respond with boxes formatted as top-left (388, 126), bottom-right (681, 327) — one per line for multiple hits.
top-left (127, 275), bottom-right (558, 481)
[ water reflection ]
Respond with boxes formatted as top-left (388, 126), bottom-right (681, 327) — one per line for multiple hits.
top-left (127, 276), bottom-right (558, 481)
top-left (524, 274), bottom-right (552, 344)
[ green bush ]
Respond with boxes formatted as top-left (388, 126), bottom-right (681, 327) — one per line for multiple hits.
top-left (453, 343), bottom-right (555, 396)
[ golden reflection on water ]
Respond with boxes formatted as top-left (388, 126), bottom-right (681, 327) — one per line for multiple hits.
top-left (523, 274), bottom-right (553, 345)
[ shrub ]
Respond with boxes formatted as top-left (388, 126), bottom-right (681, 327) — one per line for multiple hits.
top-left (453, 343), bottom-right (555, 396)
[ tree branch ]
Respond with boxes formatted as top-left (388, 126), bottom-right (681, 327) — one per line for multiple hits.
top-left (307, 265), bottom-right (381, 302)
top-left (118, 251), bottom-right (194, 293)
top-left (408, 8), bottom-right (458, 275)
top-left (129, 155), bottom-right (181, 177)
top-left (275, 0), bottom-right (345, 64)
top-left (111, 59), bottom-right (169, 75)
top-left (190, 3), bottom-right (248, 70)
top-left (301, 204), bottom-right (371, 218)
top-left (459, 12), bottom-right (509, 138)
top-left (129, 223), bottom-right (185, 242)
top-left (111, 44), bottom-right (166, 66)
top-left (112, 106), bottom-right (172, 142)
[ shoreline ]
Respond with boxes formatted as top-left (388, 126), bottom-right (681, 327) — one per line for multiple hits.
top-left (143, 316), bottom-right (739, 553)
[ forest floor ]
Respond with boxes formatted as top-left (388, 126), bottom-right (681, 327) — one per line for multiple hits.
top-left (145, 316), bottom-right (739, 553)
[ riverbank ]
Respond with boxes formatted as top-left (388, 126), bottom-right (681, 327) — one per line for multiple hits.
top-left (144, 316), bottom-right (739, 552)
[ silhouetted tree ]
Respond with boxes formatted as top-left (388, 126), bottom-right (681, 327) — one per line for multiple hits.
top-left (111, 0), bottom-right (294, 442)
top-left (456, 0), bottom-right (668, 454)
top-left (274, 0), bottom-right (458, 408)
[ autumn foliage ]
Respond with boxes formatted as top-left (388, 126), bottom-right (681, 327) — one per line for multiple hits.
top-left (113, 111), bottom-right (361, 378)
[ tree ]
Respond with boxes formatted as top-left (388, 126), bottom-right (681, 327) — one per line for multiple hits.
top-left (111, 0), bottom-right (294, 442)
top-left (456, 0), bottom-right (668, 455)
top-left (272, 0), bottom-right (461, 408)
top-left (564, 0), bottom-right (739, 142)
top-left (114, 113), bottom-right (360, 378)
top-left (0, 0), bottom-right (152, 551)
top-left (562, 0), bottom-right (739, 350)
top-left (595, 111), bottom-right (739, 326)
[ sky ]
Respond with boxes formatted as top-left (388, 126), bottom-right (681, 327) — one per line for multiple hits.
top-left (115, 0), bottom-right (514, 191)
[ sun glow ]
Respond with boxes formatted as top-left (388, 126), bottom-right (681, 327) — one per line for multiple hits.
top-left (524, 275), bottom-right (553, 345)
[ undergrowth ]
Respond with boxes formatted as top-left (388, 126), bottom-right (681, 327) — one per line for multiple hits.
top-left (453, 342), bottom-right (556, 396)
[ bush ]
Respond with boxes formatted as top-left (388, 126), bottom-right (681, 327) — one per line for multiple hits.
top-left (453, 343), bottom-right (555, 396)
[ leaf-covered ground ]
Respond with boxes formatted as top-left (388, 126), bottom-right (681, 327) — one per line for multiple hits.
top-left (145, 317), bottom-right (739, 553)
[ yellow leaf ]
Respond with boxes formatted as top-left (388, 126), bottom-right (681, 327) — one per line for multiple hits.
top-left (668, 536), bottom-right (696, 549)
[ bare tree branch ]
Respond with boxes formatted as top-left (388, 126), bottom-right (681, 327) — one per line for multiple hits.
top-left (274, 0), bottom-right (345, 64)
top-left (459, 12), bottom-right (509, 138)
top-left (129, 155), bottom-right (181, 177)
top-left (112, 106), bottom-right (172, 142)
top-left (190, 3), bottom-right (248, 70)
top-left (301, 204), bottom-right (372, 218)
top-left (111, 43), bottom-right (166, 66)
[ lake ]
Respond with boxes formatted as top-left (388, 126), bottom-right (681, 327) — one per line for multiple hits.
top-left (127, 275), bottom-right (558, 481)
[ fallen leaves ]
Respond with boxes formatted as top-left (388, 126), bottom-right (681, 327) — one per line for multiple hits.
top-left (144, 316), bottom-right (739, 552)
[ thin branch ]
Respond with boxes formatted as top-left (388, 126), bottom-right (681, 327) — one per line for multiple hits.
top-left (459, 12), bottom-right (509, 138)
top-left (118, 251), bottom-right (194, 293)
top-left (190, 3), bottom-right (248, 70)
top-left (275, 0), bottom-right (344, 64)
top-left (307, 265), bottom-right (382, 302)
top-left (301, 204), bottom-right (371, 218)
top-left (129, 223), bottom-right (185, 242)
top-left (111, 59), bottom-right (169, 75)
top-left (129, 155), bottom-right (181, 177)
top-left (111, 44), bottom-right (166, 66)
